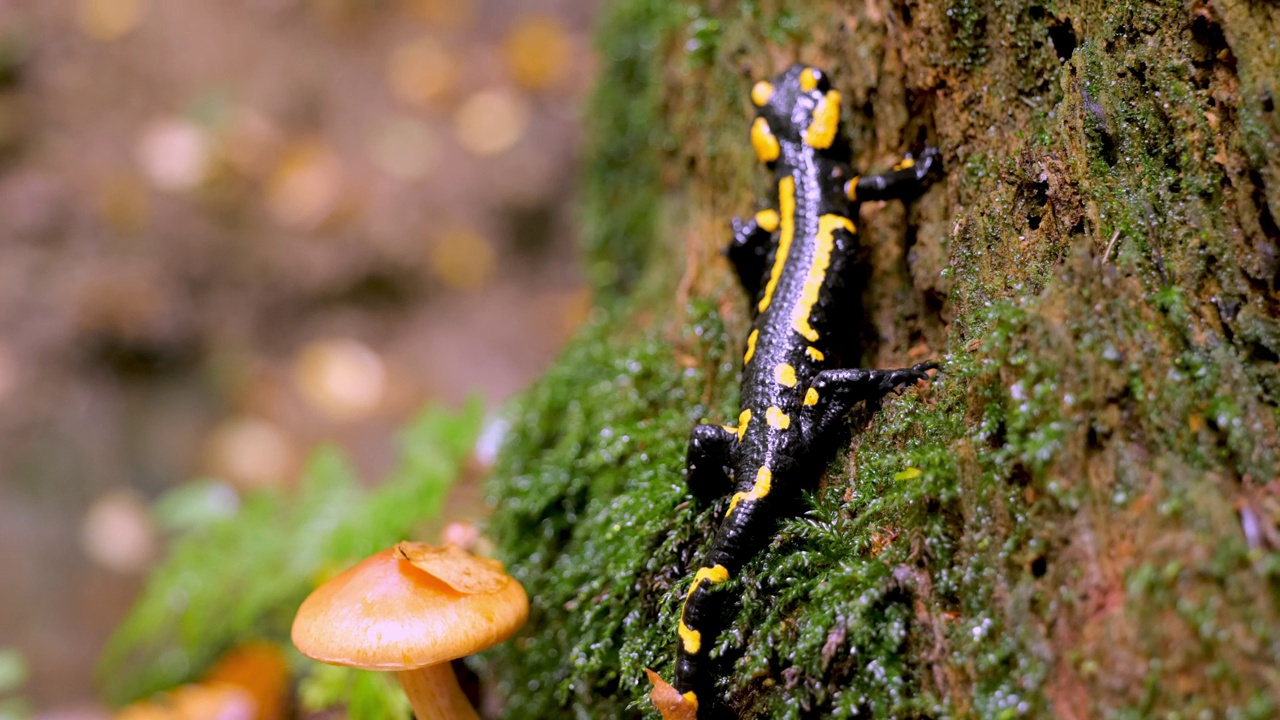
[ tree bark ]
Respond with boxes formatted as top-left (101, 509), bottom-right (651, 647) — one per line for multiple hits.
top-left (486, 0), bottom-right (1280, 716)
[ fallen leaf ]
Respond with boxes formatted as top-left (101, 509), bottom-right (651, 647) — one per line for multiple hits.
top-left (645, 669), bottom-right (698, 720)
top-left (396, 541), bottom-right (509, 594)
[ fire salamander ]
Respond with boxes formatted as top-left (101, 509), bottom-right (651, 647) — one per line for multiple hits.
top-left (647, 64), bottom-right (942, 718)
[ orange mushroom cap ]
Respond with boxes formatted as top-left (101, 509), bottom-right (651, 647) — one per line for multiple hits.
top-left (291, 542), bottom-right (528, 671)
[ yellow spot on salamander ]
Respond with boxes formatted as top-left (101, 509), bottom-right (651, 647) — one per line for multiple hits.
top-left (683, 691), bottom-right (699, 708)
top-left (744, 329), bottom-right (759, 364)
top-left (755, 209), bottom-right (780, 233)
top-left (791, 214), bottom-right (853, 341)
top-left (804, 387), bottom-right (819, 406)
top-left (775, 363), bottom-right (797, 387)
top-left (751, 117), bottom-right (780, 163)
top-left (766, 406), bottom-right (790, 430)
top-left (728, 466), bottom-right (773, 514)
top-left (721, 424), bottom-right (736, 435)
top-left (676, 564), bottom-right (730, 654)
top-left (799, 67), bottom-right (820, 92)
top-left (678, 621), bottom-right (702, 654)
top-left (805, 90), bottom-right (841, 149)
top-left (692, 564), bottom-right (730, 588)
top-left (751, 81), bottom-right (775, 107)
top-left (845, 176), bottom-right (860, 201)
top-left (806, 346), bottom-right (825, 361)
top-left (737, 408), bottom-right (751, 441)
top-left (758, 176), bottom-right (795, 313)
top-left (894, 157), bottom-right (916, 170)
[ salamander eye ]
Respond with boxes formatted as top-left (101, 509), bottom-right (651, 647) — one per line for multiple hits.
top-left (798, 67), bottom-right (826, 93)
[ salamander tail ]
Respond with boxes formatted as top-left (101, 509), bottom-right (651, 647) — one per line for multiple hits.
top-left (646, 668), bottom-right (700, 720)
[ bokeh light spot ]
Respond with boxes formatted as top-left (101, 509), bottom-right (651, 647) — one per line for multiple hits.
top-left (136, 119), bottom-right (211, 192)
top-left (77, 0), bottom-right (149, 41)
top-left (266, 140), bottom-right (344, 229)
top-left (388, 37), bottom-right (457, 107)
top-left (454, 88), bottom-right (529, 157)
top-left (293, 337), bottom-right (386, 421)
top-left (80, 489), bottom-right (156, 574)
top-left (428, 227), bottom-right (496, 290)
top-left (205, 418), bottom-right (294, 491)
top-left (369, 115), bottom-right (439, 180)
top-left (503, 15), bottom-right (573, 91)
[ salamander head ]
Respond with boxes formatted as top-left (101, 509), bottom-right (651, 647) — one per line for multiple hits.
top-left (748, 64), bottom-right (845, 163)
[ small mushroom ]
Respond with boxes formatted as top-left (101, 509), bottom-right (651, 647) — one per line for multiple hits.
top-left (113, 682), bottom-right (255, 720)
top-left (201, 641), bottom-right (289, 720)
top-left (291, 541), bottom-right (528, 720)
top-left (111, 643), bottom-right (286, 720)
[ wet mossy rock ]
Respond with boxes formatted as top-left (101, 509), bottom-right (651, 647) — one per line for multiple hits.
top-left (484, 0), bottom-right (1280, 717)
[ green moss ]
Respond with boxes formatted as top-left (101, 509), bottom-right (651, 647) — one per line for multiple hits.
top-left (484, 301), bottom-right (736, 718)
top-left (578, 0), bottom-right (685, 300)
top-left (944, 0), bottom-right (989, 69)
top-left (729, 372), bottom-right (975, 718)
top-left (683, 5), bottom-right (721, 69)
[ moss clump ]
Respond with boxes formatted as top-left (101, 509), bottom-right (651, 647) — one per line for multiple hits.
top-left (944, 0), bottom-right (989, 70)
top-left (484, 301), bottom-right (737, 718)
top-left (577, 0), bottom-right (686, 299)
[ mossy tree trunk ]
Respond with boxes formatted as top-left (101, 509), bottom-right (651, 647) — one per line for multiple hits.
top-left (484, 0), bottom-right (1280, 717)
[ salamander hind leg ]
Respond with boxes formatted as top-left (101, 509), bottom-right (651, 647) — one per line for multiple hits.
top-left (686, 424), bottom-right (737, 504)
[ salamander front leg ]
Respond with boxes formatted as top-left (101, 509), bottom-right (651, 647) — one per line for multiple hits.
top-left (800, 362), bottom-right (937, 440)
top-left (726, 210), bottom-right (779, 306)
top-left (847, 146), bottom-right (943, 203)
top-left (686, 424), bottom-right (736, 504)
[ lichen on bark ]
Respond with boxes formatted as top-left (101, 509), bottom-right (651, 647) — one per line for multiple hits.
top-left (482, 0), bottom-right (1280, 717)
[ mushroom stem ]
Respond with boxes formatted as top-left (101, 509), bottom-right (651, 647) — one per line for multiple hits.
top-left (397, 664), bottom-right (479, 720)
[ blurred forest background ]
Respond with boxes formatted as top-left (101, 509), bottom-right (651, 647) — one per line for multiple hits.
top-left (0, 0), bottom-right (595, 712)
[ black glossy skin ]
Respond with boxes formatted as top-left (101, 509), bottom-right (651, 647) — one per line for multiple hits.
top-left (667, 64), bottom-right (942, 717)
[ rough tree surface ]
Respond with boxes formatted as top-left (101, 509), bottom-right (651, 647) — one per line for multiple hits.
top-left (483, 0), bottom-right (1280, 717)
